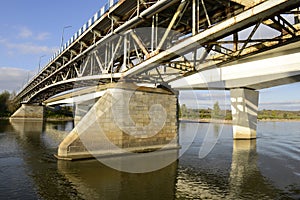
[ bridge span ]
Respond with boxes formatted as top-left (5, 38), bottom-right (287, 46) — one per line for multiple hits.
top-left (10, 0), bottom-right (300, 160)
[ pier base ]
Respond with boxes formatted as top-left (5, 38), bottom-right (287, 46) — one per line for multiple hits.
top-left (10, 104), bottom-right (44, 120)
top-left (230, 88), bottom-right (259, 139)
top-left (57, 83), bottom-right (179, 160)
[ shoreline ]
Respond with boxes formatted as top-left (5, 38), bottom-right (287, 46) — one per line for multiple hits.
top-left (45, 117), bottom-right (73, 122)
top-left (179, 118), bottom-right (300, 124)
top-left (0, 117), bottom-right (74, 121)
top-left (2, 117), bottom-right (300, 123)
top-left (180, 118), bottom-right (232, 124)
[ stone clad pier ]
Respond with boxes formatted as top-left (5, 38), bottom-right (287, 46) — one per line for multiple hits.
top-left (10, 104), bottom-right (44, 120)
top-left (56, 83), bottom-right (179, 160)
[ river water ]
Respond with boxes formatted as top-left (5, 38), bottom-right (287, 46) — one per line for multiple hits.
top-left (0, 119), bottom-right (299, 199)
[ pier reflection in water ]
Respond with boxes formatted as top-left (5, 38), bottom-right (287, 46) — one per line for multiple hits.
top-left (57, 158), bottom-right (177, 200)
top-left (1, 119), bottom-right (299, 199)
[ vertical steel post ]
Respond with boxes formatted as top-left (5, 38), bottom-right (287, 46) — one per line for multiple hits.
top-left (233, 32), bottom-right (238, 52)
top-left (151, 15), bottom-right (155, 52)
top-left (105, 43), bottom-right (108, 72)
top-left (137, 0), bottom-right (140, 16)
top-left (155, 14), bottom-right (158, 49)
top-left (294, 7), bottom-right (300, 24)
top-left (123, 34), bottom-right (128, 70)
top-left (192, 0), bottom-right (199, 35)
top-left (111, 41), bottom-right (114, 83)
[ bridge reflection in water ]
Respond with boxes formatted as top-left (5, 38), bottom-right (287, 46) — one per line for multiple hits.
top-left (8, 119), bottom-right (299, 199)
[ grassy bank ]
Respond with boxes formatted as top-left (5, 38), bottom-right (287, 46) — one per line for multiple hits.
top-left (180, 104), bottom-right (300, 122)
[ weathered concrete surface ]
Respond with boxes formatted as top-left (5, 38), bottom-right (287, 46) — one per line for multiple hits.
top-left (74, 99), bottom-right (97, 125)
top-left (10, 104), bottom-right (44, 120)
top-left (57, 83), bottom-right (179, 160)
top-left (230, 88), bottom-right (259, 139)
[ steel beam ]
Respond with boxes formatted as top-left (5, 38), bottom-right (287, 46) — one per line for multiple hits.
top-left (123, 0), bottom-right (300, 78)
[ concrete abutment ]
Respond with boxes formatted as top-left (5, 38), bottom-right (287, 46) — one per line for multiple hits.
top-left (230, 88), bottom-right (259, 139)
top-left (10, 104), bottom-right (44, 120)
top-left (56, 83), bottom-right (179, 160)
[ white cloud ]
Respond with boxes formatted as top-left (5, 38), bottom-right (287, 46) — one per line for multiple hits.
top-left (36, 32), bottom-right (51, 41)
top-left (259, 101), bottom-right (300, 111)
top-left (6, 42), bottom-right (57, 55)
top-left (0, 67), bottom-right (35, 92)
top-left (0, 38), bottom-right (57, 55)
top-left (179, 90), bottom-right (300, 110)
top-left (0, 37), bottom-right (7, 43)
top-left (179, 90), bottom-right (230, 109)
top-left (16, 26), bottom-right (50, 41)
top-left (0, 27), bottom-right (57, 55)
top-left (18, 27), bottom-right (33, 39)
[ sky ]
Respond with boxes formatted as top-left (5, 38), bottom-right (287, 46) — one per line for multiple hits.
top-left (0, 0), bottom-right (106, 91)
top-left (0, 0), bottom-right (299, 110)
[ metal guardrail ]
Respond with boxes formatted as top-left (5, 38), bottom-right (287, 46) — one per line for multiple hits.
top-left (19, 0), bottom-right (119, 93)
top-left (49, 0), bottom-right (119, 65)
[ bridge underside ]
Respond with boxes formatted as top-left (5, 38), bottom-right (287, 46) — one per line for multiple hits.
top-left (172, 40), bottom-right (300, 90)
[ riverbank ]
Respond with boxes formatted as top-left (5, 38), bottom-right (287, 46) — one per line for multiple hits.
top-left (180, 118), bottom-right (232, 124)
top-left (4, 117), bottom-right (300, 123)
top-left (45, 117), bottom-right (73, 122)
top-left (0, 116), bottom-right (73, 121)
top-left (179, 118), bottom-right (300, 124)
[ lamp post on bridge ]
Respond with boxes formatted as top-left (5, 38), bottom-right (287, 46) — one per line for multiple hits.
top-left (60, 25), bottom-right (72, 49)
top-left (38, 55), bottom-right (46, 72)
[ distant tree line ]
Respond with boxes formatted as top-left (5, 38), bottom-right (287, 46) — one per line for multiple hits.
top-left (179, 102), bottom-right (232, 120)
top-left (179, 101), bottom-right (300, 120)
top-left (258, 109), bottom-right (300, 120)
top-left (45, 106), bottom-right (73, 119)
top-left (0, 91), bottom-right (19, 117)
top-left (0, 90), bottom-right (73, 119)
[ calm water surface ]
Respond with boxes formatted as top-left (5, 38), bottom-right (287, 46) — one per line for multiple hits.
top-left (0, 119), bottom-right (299, 199)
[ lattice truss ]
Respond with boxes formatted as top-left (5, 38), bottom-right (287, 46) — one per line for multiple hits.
top-left (17, 0), bottom-right (300, 103)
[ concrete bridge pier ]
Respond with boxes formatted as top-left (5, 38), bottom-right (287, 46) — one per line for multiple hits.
top-left (10, 104), bottom-right (44, 120)
top-left (230, 88), bottom-right (259, 139)
top-left (74, 99), bottom-right (97, 125)
top-left (56, 83), bottom-right (179, 160)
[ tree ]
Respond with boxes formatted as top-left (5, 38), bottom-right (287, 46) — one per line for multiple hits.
top-left (212, 101), bottom-right (221, 119)
top-left (7, 91), bottom-right (19, 114)
top-left (0, 91), bottom-right (10, 117)
top-left (180, 104), bottom-right (188, 118)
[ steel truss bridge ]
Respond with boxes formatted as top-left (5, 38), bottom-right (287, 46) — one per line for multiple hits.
top-left (15, 0), bottom-right (300, 104)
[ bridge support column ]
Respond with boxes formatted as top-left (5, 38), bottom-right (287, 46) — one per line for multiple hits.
top-left (74, 99), bottom-right (96, 125)
top-left (56, 83), bottom-right (179, 160)
top-left (10, 104), bottom-right (44, 120)
top-left (230, 88), bottom-right (259, 139)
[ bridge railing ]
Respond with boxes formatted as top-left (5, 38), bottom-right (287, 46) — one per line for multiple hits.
top-left (48, 0), bottom-right (119, 68)
top-left (19, 0), bottom-right (120, 94)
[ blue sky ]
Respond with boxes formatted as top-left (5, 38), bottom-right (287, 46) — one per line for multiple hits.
top-left (0, 0), bottom-right (105, 91)
top-left (180, 82), bottom-right (300, 111)
top-left (0, 0), bottom-right (299, 110)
